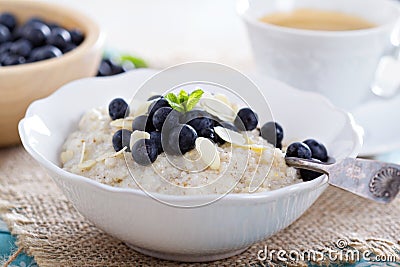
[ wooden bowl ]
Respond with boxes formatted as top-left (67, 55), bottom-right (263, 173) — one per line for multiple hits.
top-left (0, 0), bottom-right (104, 146)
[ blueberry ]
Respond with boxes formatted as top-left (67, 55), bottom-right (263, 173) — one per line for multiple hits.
top-left (10, 39), bottom-right (32, 57)
top-left (0, 24), bottom-right (11, 43)
top-left (132, 115), bottom-right (154, 132)
top-left (147, 95), bottom-right (162, 101)
top-left (181, 110), bottom-right (213, 134)
top-left (112, 129), bottom-right (132, 152)
top-left (0, 51), bottom-right (8, 64)
top-left (162, 109), bottom-right (181, 131)
top-left (300, 169), bottom-right (323, 182)
top-left (0, 41), bottom-right (11, 54)
top-left (131, 139), bottom-right (158, 166)
top-left (1, 54), bottom-right (25, 66)
top-left (149, 131), bottom-right (163, 154)
top-left (122, 61), bottom-right (135, 72)
top-left (286, 142), bottom-right (312, 159)
top-left (11, 26), bottom-right (23, 41)
top-left (303, 139), bottom-right (328, 162)
top-left (104, 58), bottom-right (124, 75)
top-left (47, 27), bottom-right (71, 49)
top-left (21, 22), bottom-right (51, 47)
top-left (0, 13), bottom-right (17, 31)
top-left (97, 59), bottom-right (113, 76)
top-left (199, 128), bottom-right (215, 141)
top-left (260, 122), bottom-right (284, 148)
top-left (276, 142), bottom-right (283, 150)
top-left (69, 29), bottom-right (84, 45)
top-left (214, 134), bottom-right (226, 145)
top-left (180, 109), bottom-right (207, 123)
top-left (30, 45), bottom-right (62, 61)
top-left (163, 124), bottom-right (197, 155)
top-left (62, 43), bottom-right (77, 54)
top-left (148, 98), bottom-right (170, 118)
top-left (177, 124), bottom-right (198, 154)
top-left (234, 108), bottom-right (258, 131)
top-left (108, 98), bottom-right (129, 120)
top-left (152, 107), bottom-right (172, 131)
top-left (188, 116), bottom-right (213, 134)
top-left (25, 17), bottom-right (46, 26)
top-left (47, 23), bottom-right (61, 30)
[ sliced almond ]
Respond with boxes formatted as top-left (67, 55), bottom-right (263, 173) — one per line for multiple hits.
top-left (214, 126), bottom-right (267, 153)
top-left (79, 141), bottom-right (86, 164)
top-left (111, 146), bottom-right (128, 158)
top-left (110, 118), bottom-right (134, 130)
top-left (96, 147), bottom-right (128, 162)
top-left (130, 130), bottom-right (150, 150)
top-left (78, 159), bottom-right (96, 170)
top-left (195, 137), bottom-right (220, 170)
top-left (96, 152), bottom-right (115, 162)
top-left (199, 97), bottom-right (236, 121)
top-left (214, 126), bottom-right (247, 146)
top-left (214, 93), bottom-right (230, 105)
top-left (60, 150), bottom-right (74, 164)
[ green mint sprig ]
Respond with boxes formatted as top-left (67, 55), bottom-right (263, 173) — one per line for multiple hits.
top-left (164, 89), bottom-right (204, 113)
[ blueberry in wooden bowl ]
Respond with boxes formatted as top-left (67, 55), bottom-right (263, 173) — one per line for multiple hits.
top-left (0, 0), bottom-right (103, 146)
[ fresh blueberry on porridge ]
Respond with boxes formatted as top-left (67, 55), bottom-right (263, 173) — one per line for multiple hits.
top-left (260, 121), bottom-right (284, 148)
top-left (285, 139), bottom-right (328, 181)
top-left (303, 139), bottom-right (328, 162)
top-left (286, 142), bottom-right (312, 159)
top-left (108, 98), bottom-right (129, 120)
top-left (112, 129), bottom-right (132, 152)
top-left (234, 107), bottom-right (258, 131)
top-left (60, 88), bottom-right (329, 195)
top-left (152, 107), bottom-right (173, 131)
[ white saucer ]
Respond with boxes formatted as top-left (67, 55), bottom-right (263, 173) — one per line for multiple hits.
top-left (352, 94), bottom-right (400, 156)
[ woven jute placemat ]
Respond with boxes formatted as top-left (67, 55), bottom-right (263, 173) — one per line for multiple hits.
top-left (0, 146), bottom-right (399, 266)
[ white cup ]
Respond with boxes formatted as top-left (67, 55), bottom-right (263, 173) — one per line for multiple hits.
top-left (238, 0), bottom-right (400, 109)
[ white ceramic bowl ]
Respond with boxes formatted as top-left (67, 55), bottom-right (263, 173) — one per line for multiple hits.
top-left (18, 68), bottom-right (362, 262)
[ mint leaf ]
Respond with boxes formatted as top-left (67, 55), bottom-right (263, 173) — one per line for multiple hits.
top-left (119, 54), bottom-right (148, 68)
top-left (178, 90), bottom-right (189, 103)
top-left (165, 92), bottom-right (184, 112)
top-left (163, 89), bottom-right (204, 112)
top-left (165, 93), bottom-right (179, 104)
top-left (186, 89), bottom-right (204, 111)
top-left (168, 102), bottom-right (185, 113)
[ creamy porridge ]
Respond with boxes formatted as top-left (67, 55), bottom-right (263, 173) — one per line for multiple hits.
top-left (60, 90), bottom-right (327, 195)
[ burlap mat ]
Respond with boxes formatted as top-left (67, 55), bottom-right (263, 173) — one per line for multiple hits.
top-left (0, 146), bottom-right (399, 266)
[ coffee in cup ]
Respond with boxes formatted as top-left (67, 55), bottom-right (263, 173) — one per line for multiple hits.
top-left (259, 8), bottom-right (375, 31)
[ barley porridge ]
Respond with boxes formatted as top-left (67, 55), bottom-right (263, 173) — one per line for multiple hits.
top-left (60, 90), bottom-right (322, 195)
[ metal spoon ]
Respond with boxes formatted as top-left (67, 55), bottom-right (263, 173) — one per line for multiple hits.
top-left (285, 157), bottom-right (400, 204)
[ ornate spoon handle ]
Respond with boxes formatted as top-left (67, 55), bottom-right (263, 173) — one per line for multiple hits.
top-left (285, 157), bottom-right (400, 204)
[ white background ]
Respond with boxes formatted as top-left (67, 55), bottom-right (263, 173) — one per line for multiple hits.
top-left (44, 0), bottom-right (254, 71)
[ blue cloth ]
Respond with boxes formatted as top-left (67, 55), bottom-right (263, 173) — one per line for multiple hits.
top-left (0, 220), bottom-right (37, 267)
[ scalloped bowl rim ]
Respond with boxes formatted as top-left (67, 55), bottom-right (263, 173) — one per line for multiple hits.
top-left (18, 68), bottom-right (363, 204)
